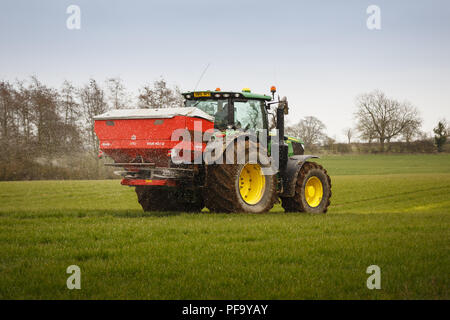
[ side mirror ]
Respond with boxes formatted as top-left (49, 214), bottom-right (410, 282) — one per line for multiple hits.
top-left (280, 96), bottom-right (289, 115)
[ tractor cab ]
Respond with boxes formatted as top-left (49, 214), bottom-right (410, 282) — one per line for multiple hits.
top-left (182, 89), bottom-right (272, 131)
top-left (182, 87), bottom-right (305, 158)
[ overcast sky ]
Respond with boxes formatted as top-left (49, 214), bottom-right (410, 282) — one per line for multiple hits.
top-left (1, 0), bottom-right (449, 141)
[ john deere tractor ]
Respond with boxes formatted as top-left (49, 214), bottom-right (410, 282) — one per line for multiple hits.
top-left (94, 87), bottom-right (331, 213)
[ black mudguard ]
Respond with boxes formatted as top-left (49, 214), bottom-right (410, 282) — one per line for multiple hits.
top-left (280, 155), bottom-right (319, 197)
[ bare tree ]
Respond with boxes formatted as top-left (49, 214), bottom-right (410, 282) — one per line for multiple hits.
top-left (79, 79), bottom-right (108, 163)
top-left (106, 77), bottom-right (129, 109)
top-left (343, 127), bottom-right (353, 144)
top-left (14, 81), bottom-right (33, 145)
top-left (138, 78), bottom-right (184, 109)
top-left (60, 81), bottom-right (79, 127)
top-left (402, 119), bottom-right (422, 143)
top-left (354, 90), bottom-right (422, 151)
top-left (356, 114), bottom-right (376, 144)
top-left (28, 76), bottom-right (63, 155)
top-left (60, 80), bottom-right (82, 152)
top-left (0, 81), bottom-right (14, 142)
top-left (286, 116), bottom-right (326, 148)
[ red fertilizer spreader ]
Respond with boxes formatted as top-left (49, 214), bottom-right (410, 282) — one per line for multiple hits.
top-left (94, 108), bottom-right (214, 187)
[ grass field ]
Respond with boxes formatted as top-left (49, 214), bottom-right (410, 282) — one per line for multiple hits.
top-left (0, 154), bottom-right (449, 299)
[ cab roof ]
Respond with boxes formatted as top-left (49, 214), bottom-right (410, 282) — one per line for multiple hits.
top-left (182, 90), bottom-right (272, 101)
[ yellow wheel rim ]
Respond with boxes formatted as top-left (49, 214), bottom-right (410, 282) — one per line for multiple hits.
top-left (305, 176), bottom-right (323, 207)
top-left (239, 164), bottom-right (265, 205)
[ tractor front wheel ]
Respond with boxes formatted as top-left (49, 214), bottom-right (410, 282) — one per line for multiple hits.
top-left (204, 141), bottom-right (278, 213)
top-left (281, 161), bottom-right (332, 213)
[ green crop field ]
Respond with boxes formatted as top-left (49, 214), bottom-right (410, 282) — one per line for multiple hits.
top-left (0, 154), bottom-right (449, 299)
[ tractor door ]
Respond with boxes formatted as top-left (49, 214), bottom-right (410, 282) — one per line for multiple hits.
top-left (231, 99), bottom-right (268, 131)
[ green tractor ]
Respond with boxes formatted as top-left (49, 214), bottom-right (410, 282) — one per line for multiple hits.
top-left (94, 86), bottom-right (332, 214)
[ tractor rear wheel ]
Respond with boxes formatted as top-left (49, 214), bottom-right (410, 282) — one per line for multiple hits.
top-left (135, 186), bottom-right (204, 212)
top-left (281, 161), bottom-right (331, 213)
top-left (204, 141), bottom-right (278, 213)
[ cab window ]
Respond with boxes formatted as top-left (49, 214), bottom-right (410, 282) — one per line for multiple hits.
top-left (185, 99), bottom-right (229, 129)
top-left (234, 99), bottom-right (266, 130)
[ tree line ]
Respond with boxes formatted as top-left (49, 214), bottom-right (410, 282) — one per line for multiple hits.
top-left (0, 76), bottom-right (182, 180)
top-left (286, 90), bottom-right (449, 154)
top-left (0, 77), bottom-right (448, 181)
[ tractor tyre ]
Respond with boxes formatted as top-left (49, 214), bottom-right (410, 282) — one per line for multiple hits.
top-left (135, 186), bottom-right (204, 212)
top-left (281, 161), bottom-right (331, 214)
top-left (204, 140), bottom-right (278, 213)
